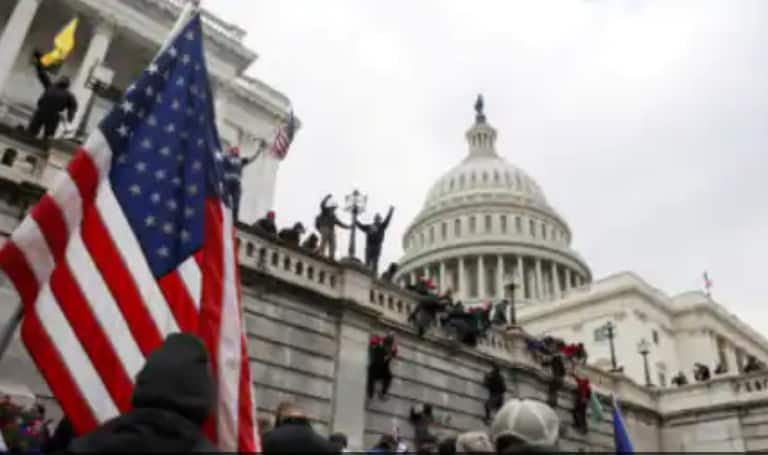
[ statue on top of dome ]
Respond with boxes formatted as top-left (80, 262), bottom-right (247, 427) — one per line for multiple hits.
top-left (474, 94), bottom-right (486, 123)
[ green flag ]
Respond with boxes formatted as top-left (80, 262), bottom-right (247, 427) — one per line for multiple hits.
top-left (589, 391), bottom-right (604, 423)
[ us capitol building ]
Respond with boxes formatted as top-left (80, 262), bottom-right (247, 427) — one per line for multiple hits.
top-left (396, 98), bottom-right (768, 392)
top-left (1, 0), bottom-right (768, 452)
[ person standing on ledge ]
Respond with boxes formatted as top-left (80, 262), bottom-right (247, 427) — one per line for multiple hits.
top-left (27, 50), bottom-right (77, 141)
top-left (315, 194), bottom-right (349, 260)
top-left (356, 206), bottom-right (394, 275)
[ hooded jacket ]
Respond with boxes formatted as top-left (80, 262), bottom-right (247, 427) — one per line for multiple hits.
top-left (68, 333), bottom-right (216, 452)
top-left (262, 417), bottom-right (337, 453)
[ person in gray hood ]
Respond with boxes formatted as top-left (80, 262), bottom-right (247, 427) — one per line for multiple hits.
top-left (68, 333), bottom-right (217, 452)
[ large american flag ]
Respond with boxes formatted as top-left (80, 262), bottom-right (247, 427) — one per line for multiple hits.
top-left (270, 111), bottom-right (295, 160)
top-left (0, 14), bottom-right (258, 452)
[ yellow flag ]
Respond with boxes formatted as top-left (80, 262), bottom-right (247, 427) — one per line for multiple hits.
top-left (41, 17), bottom-right (79, 68)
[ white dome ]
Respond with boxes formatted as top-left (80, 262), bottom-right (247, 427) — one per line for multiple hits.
top-left (396, 97), bottom-right (591, 306)
top-left (423, 155), bottom-right (548, 213)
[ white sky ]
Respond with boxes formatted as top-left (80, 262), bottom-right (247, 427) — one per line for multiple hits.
top-left (206, 0), bottom-right (768, 335)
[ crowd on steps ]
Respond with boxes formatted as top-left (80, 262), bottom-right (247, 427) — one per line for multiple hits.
top-left (251, 194), bottom-right (395, 277)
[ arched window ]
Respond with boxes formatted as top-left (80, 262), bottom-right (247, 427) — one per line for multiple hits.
top-left (541, 223), bottom-right (547, 240)
top-left (482, 172), bottom-right (488, 183)
top-left (530, 219), bottom-right (536, 237)
top-left (2, 148), bottom-right (17, 167)
top-left (515, 216), bottom-right (522, 233)
top-left (470, 172), bottom-right (476, 185)
top-left (500, 215), bottom-right (508, 233)
top-left (449, 178), bottom-right (455, 190)
top-left (454, 218), bottom-right (462, 237)
top-left (459, 174), bottom-right (466, 188)
top-left (515, 173), bottom-right (522, 189)
top-left (441, 222), bottom-right (447, 240)
top-left (469, 216), bottom-right (476, 234)
top-left (429, 226), bottom-right (435, 244)
top-left (493, 171), bottom-right (500, 184)
top-left (485, 215), bottom-right (492, 233)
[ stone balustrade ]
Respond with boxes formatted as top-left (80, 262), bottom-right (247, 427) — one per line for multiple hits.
top-left (657, 370), bottom-right (768, 415)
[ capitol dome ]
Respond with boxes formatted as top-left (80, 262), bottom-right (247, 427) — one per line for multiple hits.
top-left (396, 96), bottom-right (591, 305)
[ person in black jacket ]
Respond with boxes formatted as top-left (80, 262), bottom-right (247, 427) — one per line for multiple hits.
top-left (278, 222), bottom-right (305, 246)
top-left (68, 333), bottom-right (217, 452)
top-left (315, 195), bottom-right (349, 260)
top-left (255, 211), bottom-right (278, 236)
top-left (262, 403), bottom-right (336, 453)
top-left (356, 206), bottom-right (394, 275)
top-left (484, 363), bottom-right (506, 424)
top-left (544, 351), bottom-right (566, 408)
top-left (28, 51), bottom-right (77, 140)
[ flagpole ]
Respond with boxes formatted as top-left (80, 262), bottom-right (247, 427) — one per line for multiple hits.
top-left (0, 296), bottom-right (22, 364)
top-left (156, 0), bottom-right (200, 59)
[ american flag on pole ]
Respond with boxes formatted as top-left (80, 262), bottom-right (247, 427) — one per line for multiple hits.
top-left (0, 13), bottom-right (258, 452)
top-left (703, 271), bottom-right (713, 296)
top-left (270, 111), bottom-right (295, 160)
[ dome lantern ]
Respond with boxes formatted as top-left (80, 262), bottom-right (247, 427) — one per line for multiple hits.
top-left (466, 94), bottom-right (498, 158)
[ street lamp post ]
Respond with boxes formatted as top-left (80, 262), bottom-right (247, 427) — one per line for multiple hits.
top-left (637, 338), bottom-right (652, 387)
top-left (503, 275), bottom-right (519, 327)
top-left (600, 321), bottom-right (619, 372)
top-left (344, 189), bottom-right (367, 262)
top-left (75, 62), bottom-right (118, 142)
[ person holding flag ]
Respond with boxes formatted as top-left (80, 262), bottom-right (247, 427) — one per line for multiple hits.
top-left (0, 3), bottom-right (258, 452)
top-left (27, 49), bottom-right (78, 140)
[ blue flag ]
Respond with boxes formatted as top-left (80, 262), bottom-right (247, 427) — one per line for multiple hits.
top-left (612, 396), bottom-right (634, 453)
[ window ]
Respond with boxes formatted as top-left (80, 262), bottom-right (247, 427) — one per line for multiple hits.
top-left (449, 179), bottom-right (455, 190)
top-left (485, 215), bottom-right (492, 233)
top-left (658, 372), bottom-right (667, 388)
top-left (24, 155), bottom-right (37, 168)
top-left (455, 219), bottom-right (462, 237)
top-left (493, 171), bottom-right (500, 183)
top-left (419, 232), bottom-right (425, 247)
top-left (441, 222), bottom-right (447, 240)
top-left (459, 175), bottom-right (466, 188)
top-left (469, 216), bottom-right (476, 233)
top-left (500, 215), bottom-right (508, 233)
top-left (541, 223), bottom-right (547, 240)
top-left (429, 226), bottom-right (435, 244)
top-left (1, 148), bottom-right (17, 167)
top-left (530, 220), bottom-right (536, 237)
top-left (482, 172), bottom-right (488, 183)
top-left (515, 174), bottom-right (522, 189)
top-left (470, 173), bottom-right (476, 185)
top-left (652, 330), bottom-right (659, 345)
top-left (515, 216), bottom-right (522, 233)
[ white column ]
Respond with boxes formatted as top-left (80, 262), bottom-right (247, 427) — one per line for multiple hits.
top-left (71, 17), bottom-right (116, 132)
top-left (535, 259), bottom-right (543, 300)
top-left (517, 255), bottom-right (525, 300)
top-left (0, 0), bottom-right (43, 96)
top-left (439, 261), bottom-right (447, 293)
top-left (458, 257), bottom-right (466, 300)
top-left (477, 255), bottom-right (486, 300)
top-left (564, 268), bottom-right (572, 292)
top-left (496, 255), bottom-right (504, 299)
top-left (551, 262), bottom-right (561, 300)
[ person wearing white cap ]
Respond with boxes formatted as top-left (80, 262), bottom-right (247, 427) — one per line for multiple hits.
top-left (490, 398), bottom-right (560, 453)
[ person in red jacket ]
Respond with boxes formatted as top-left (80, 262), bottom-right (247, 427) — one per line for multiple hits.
top-left (572, 373), bottom-right (591, 433)
top-left (367, 332), bottom-right (398, 400)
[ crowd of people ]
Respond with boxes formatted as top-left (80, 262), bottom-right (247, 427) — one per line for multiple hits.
top-left (262, 397), bottom-right (563, 454)
top-left (252, 194), bottom-right (395, 276)
top-left (670, 354), bottom-right (766, 387)
top-left (0, 333), bottom-right (568, 453)
top-left (404, 278), bottom-right (514, 348)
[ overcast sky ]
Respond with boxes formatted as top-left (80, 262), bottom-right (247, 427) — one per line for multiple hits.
top-left (206, 0), bottom-right (768, 335)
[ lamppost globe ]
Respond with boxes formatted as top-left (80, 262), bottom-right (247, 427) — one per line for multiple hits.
top-left (637, 338), bottom-right (650, 355)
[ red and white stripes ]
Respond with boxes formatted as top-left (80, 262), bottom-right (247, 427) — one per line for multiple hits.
top-left (0, 130), bottom-right (258, 451)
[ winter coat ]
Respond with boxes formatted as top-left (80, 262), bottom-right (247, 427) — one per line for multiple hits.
top-left (68, 334), bottom-right (216, 452)
top-left (34, 59), bottom-right (77, 121)
top-left (484, 370), bottom-right (506, 396)
top-left (255, 217), bottom-right (277, 236)
top-left (357, 207), bottom-right (394, 251)
top-left (315, 195), bottom-right (347, 230)
top-left (278, 223), bottom-right (304, 246)
top-left (262, 418), bottom-right (337, 453)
